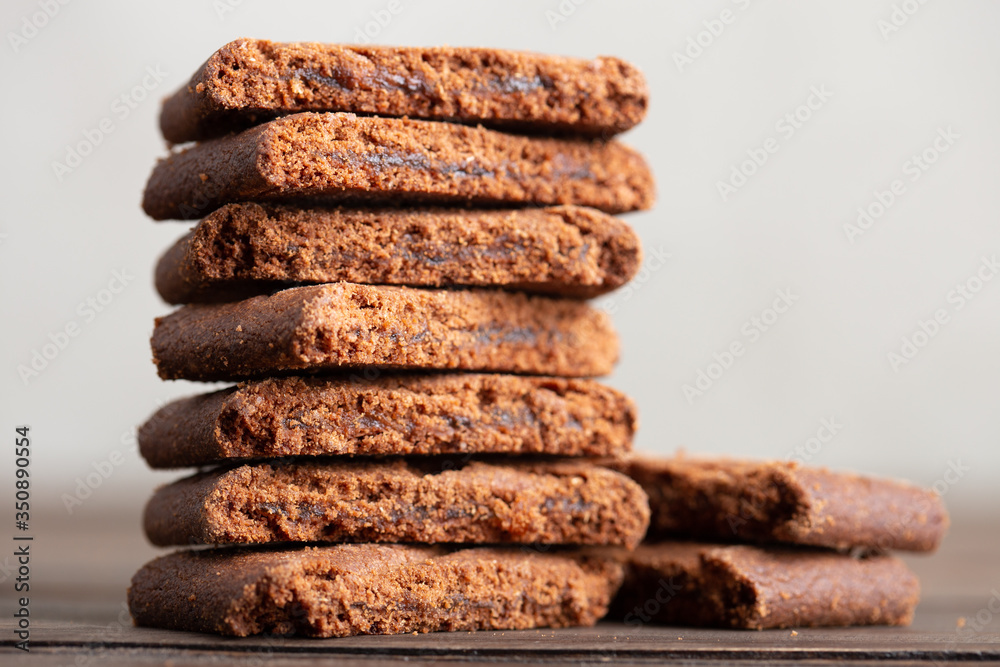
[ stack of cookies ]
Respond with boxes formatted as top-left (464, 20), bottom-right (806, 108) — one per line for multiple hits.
top-left (608, 456), bottom-right (950, 629)
top-left (128, 40), bottom-right (655, 638)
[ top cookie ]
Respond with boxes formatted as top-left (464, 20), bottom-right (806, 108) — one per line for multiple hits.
top-left (160, 39), bottom-right (649, 144)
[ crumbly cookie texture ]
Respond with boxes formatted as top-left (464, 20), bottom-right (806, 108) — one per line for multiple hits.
top-left (151, 282), bottom-right (619, 382)
top-left (159, 39), bottom-right (648, 143)
top-left (138, 373), bottom-right (637, 469)
top-left (616, 456), bottom-right (948, 552)
top-left (129, 543), bottom-right (624, 637)
top-left (155, 203), bottom-right (642, 303)
top-left (608, 541), bottom-right (920, 629)
top-left (142, 112), bottom-right (654, 220)
top-left (142, 459), bottom-right (650, 549)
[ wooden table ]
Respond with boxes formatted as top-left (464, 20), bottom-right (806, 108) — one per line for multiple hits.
top-left (3, 508), bottom-right (999, 665)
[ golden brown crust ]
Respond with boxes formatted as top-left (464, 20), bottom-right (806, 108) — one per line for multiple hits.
top-left (155, 203), bottom-right (642, 303)
top-left (151, 282), bottom-right (619, 382)
top-left (160, 39), bottom-right (648, 143)
top-left (142, 459), bottom-right (650, 549)
top-left (128, 543), bottom-right (624, 637)
top-left (616, 456), bottom-right (949, 552)
top-left (138, 373), bottom-right (637, 469)
top-left (142, 112), bottom-right (654, 220)
top-left (609, 541), bottom-right (920, 629)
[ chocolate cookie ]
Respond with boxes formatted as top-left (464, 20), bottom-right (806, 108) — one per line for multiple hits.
top-left (617, 456), bottom-right (949, 552)
top-left (151, 283), bottom-right (618, 382)
top-left (142, 112), bottom-right (654, 220)
top-left (160, 39), bottom-right (649, 144)
top-left (142, 459), bottom-right (650, 548)
top-left (138, 374), bottom-right (637, 469)
top-left (608, 542), bottom-right (919, 630)
top-left (129, 543), bottom-right (623, 637)
top-left (155, 203), bottom-right (642, 303)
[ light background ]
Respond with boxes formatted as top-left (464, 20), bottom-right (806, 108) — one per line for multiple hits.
top-left (1, 0), bottom-right (998, 520)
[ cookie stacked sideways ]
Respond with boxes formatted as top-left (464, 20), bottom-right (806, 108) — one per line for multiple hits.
top-left (606, 456), bottom-right (950, 630)
top-left (128, 39), bottom-right (655, 638)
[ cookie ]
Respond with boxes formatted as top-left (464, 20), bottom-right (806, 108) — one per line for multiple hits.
top-left (160, 39), bottom-right (649, 144)
top-left (155, 203), bottom-right (642, 304)
top-left (141, 112), bottom-right (654, 220)
top-left (617, 456), bottom-right (948, 552)
top-left (608, 542), bottom-right (919, 630)
top-left (138, 374), bottom-right (637, 469)
top-left (142, 459), bottom-right (650, 548)
top-left (151, 282), bottom-right (618, 382)
top-left (129, 543), bottom-right (623, 637)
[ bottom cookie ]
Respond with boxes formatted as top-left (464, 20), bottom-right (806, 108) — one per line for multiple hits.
top-left (608, 542), bottom-right (920, 630)
top-left (128, 544), bottom-right (623, 637)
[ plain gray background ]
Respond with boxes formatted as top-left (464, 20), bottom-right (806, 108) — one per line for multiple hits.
top-left (2, 0), bottom-right (998, 520)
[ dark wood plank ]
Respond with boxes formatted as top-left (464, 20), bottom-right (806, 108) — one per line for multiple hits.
top-left (1, 508), bottom-right (998, 663)
top-left (5, 602), bottom-right (998, 662)
top-left (1, 648), bottom-right (995, 667)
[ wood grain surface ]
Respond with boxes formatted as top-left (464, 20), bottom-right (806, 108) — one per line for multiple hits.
top-left (1, 507), bottom-right (998, 664)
